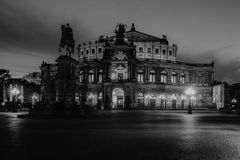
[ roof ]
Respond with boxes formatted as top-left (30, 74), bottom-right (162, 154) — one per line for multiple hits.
top-left (125, 30), bottom-right (162, 42)
top-left (108, 29), bottom-right (169, 44)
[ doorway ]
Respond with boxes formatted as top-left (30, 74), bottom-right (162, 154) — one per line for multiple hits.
top-left (112, 88), bottom-right (124, 109)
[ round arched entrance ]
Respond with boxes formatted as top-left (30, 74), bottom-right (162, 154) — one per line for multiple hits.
top-left (112, 88), bottom-right (124, 109)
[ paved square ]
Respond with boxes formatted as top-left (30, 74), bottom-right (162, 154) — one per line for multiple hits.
top-left (0, 111), bottom-right (240, 160)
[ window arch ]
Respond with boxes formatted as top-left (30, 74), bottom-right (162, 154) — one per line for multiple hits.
top-left (161, 71), bottom-right (167, 83)
top-left (79, 71), bottom-right (84, 82)
top-left (137, 92), bottom-right (144, 98)
top-left (98, 69), bottom-right (103, 82)
top-left (88, 70), bottom-right (94, 83)
top-left (171, 72), bottom-right (177, 84)
top-left (137, 70), bottom-right (144, 82)
top-left (149, 70), bottom-right (156, 83)
top-left (180, 73), bottom-right (185, 84)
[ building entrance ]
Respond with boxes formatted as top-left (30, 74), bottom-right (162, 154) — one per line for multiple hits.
top-left (112, 88), bottom-right (124, 109)
top-left (117, 96), bottom-right (123, 108)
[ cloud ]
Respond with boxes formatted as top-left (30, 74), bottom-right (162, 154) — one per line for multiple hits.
top-left (1, 0), bottom-right (240, 84)
top-left (0, 0), bottom-right (92, 77)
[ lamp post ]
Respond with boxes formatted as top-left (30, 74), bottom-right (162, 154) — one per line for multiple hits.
top-left (231, 99), bottom-right (237, 109)
top-left (32, 94), bottom-right (38, 107)
top-left (185, 87), bottom-right (195, 114)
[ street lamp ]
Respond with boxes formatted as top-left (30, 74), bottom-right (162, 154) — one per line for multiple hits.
top-left (18, 95), bottom-right (24, 103)
top-left (185, 87), bottom-right (195, 114)
top-left (32, 94), bottom-right (38, 106)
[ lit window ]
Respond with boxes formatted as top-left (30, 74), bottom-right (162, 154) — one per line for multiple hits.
top-left (79, 71), bottom-right (84, 82)
top-left (99, 69), bottom-right (103, 82)
top-left (147, 48), bottom-right (152, 53)
top-left (171, 72), bottom-right (177, 84)
top-left (161, 71), bottom-right (167, 83)
top-left (149, 70), bottom-right (156, 83)
top-left (137, 70), bottom-right (144, 82)
top-left (180, 73), bottom-right (185, 84)
top-left (139, 47), bottom-right (144, 52)
top-left (88, 70), bottom-right (94, 83)
top-left (138, 92), bottom-right (144, 98)
top-left (155, 48), bottom-right (159, 53)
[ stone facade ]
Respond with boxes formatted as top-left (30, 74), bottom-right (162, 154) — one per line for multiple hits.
top-left (41, 24), bottom-right (214, 109)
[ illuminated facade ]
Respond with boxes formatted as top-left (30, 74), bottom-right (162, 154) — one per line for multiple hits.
top-left (41, 24), bottom-right (214, 109)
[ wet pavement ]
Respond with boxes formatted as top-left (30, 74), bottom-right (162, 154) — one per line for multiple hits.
top-left (0, 110), bottom-right (240, 160)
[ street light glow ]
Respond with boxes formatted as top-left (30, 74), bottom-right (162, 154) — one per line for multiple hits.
top-left (11, 88), bottom-right (20, 95)
top-left (232, 99), bottom-right (237, 103)
top-left (185, 87), bottom-right (195, 114)
top-left (185, 87), bottom-right (195, 96)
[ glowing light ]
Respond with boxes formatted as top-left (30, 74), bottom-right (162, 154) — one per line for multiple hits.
top-left (32, 95), bottom-right (38, 100)
top-left (232, 99), bottom-right (237, 103)
top-left (11, 88), bottom-right (20, 95)
top-left (145, 94), bottom-right (151, 98)
top-left (185, 87), bottom-right (195, 96)
top-left (88, 93), bottom-right (94, 99)
top-left (171, 94), bottom-right (177, 100)
top-left (32, 94), bottom-right (38, 105)
top-left (18, 95), bottom-right (24, 103)
top-left (181, 95), bottom-right (186, 100)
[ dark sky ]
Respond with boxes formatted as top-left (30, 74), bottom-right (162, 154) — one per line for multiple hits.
top-left (1, 0), bottom-right (240, 84)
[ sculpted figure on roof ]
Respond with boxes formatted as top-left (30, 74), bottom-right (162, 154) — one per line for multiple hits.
top-left (115, 23), bottom-right (127, 45)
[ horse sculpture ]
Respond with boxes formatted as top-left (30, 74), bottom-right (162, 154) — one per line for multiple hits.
top-left (59, 23), bottom-right (75, 57)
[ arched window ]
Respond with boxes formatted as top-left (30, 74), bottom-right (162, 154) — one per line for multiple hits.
top-left (137, 92), bottom-right (144, 98)
top-left (161, 71), bottom-right (167, 83)
top-left (162, 49), bottom-right (166, 55)
top-left (198, 74), bottom-right (203, 83)
top-left (79, 71), bottom-right (84, 82)
top-left (147, 48), bottom-right (152, 53)
top-left (98, 92), bottom-right (102, 100)
top-left (149, 70), bottom-right (156, 83)
top-left (88, 70), bottom-right (94, 83)
top-left (137, 70), bottom-right (144, 82)
top-left (98, 69), bottom-right (103, 82)
top-left (180, 73), bottom-right (185, 84)
top-left (171, 72), bottom-right (177, 84)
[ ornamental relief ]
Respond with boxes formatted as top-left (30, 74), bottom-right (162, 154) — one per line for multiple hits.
top-left (112, 50), bottom-right (127, 61)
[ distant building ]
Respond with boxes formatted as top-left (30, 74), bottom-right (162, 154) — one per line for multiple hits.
top-left (230, 83), bottom-right (240, 99)
top-left (0, 69), bottom-right (11, 104)
top-left (41, 23), bottom-right (214, 109)
top-left (212, 82), bottom-right (230, 109)
top-left (1, 78), bottom-right (40, 104)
